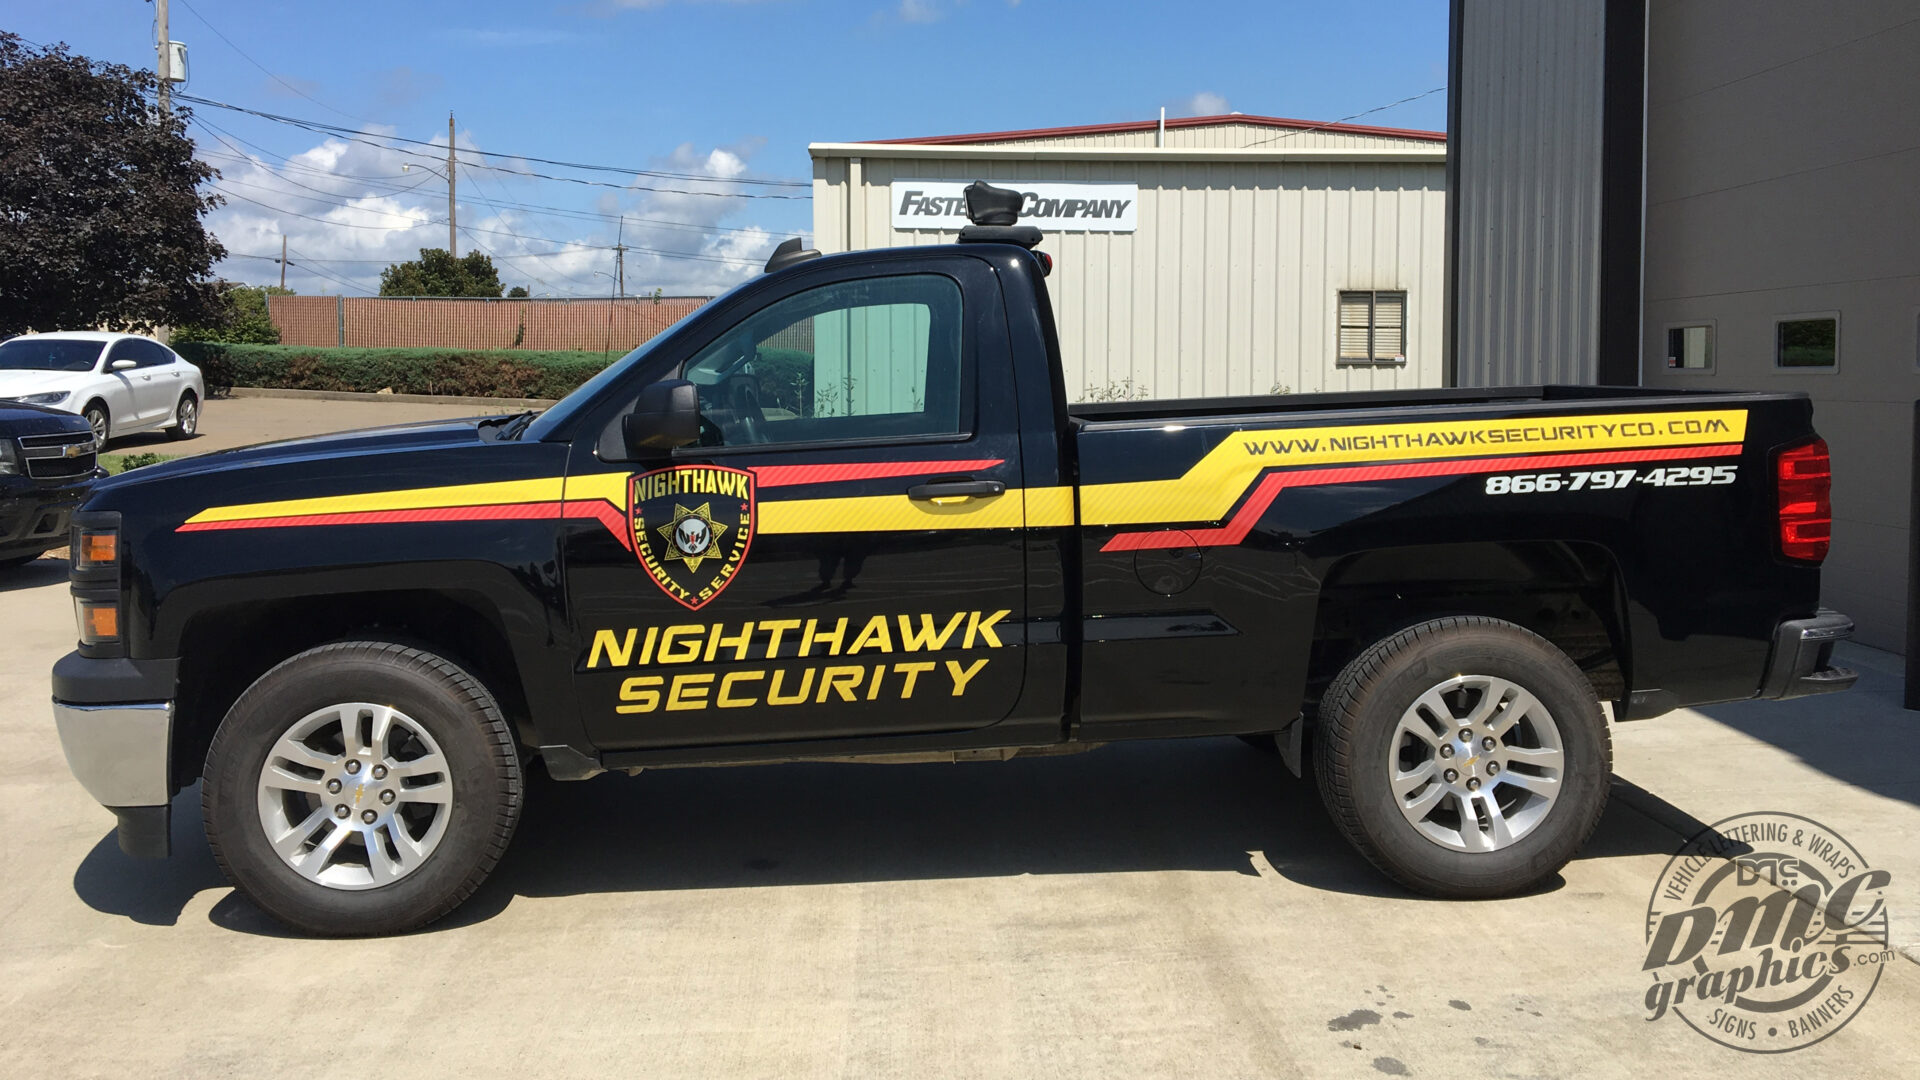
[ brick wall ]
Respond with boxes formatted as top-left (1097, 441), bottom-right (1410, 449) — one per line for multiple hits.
top-left (268, 295), bottom-right (707, 351)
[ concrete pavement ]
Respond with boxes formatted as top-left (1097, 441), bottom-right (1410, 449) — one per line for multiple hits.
top-left (2, 560), bottom-right (1916, 1077)
top-left (102, 392), bottom-right (517, 457)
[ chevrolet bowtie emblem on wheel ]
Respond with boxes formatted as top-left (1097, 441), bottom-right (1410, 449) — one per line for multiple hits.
top-left (629, 465), bottom-right (755, 610)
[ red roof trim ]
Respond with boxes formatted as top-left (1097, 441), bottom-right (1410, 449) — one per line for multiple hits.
top-left (861, 113), bottom-right (1446, 146)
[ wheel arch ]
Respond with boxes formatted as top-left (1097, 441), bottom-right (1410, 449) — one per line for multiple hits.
top-left (1305, 540), bottom-right (1631, 716)
top-left (171, 587), bottom-right (548, 791)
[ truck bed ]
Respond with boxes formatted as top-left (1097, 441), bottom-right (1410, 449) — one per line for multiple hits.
top-left (1065, 383), bottom-right (1770, 424)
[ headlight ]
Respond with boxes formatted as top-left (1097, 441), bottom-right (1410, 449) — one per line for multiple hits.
top-left (0, 439), bottom-right (18, 476)
top-left (14, 391), bottom-right (69, 406)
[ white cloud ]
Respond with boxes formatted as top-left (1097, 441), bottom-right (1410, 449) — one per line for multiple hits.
top-left (898, 0), bottom-right (945, 22)
top-left (1168, 91), bottom-right (1230, 118)
top-left (195, 124), bottom-right (791, 298)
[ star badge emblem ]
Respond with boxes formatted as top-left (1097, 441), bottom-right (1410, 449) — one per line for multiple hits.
top-left (656, 502), bottom-right (730, 572)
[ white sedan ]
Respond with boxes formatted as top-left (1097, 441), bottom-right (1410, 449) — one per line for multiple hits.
top-left (0, 332), bottom-right (204, 446)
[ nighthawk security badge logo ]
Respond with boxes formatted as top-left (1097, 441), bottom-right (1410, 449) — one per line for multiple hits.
top-left (629, 465), bottom-right (755, 610)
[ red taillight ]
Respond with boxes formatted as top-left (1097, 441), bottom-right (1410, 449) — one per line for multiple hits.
top-left (1776, 438), bottom-right (1831, 562)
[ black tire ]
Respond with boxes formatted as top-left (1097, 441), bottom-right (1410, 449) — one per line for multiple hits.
top-left (82, 401), bottom-right (109, 447)
top-left (1312, 617), bottom-right (1611, 898)
top-left (166, 391), bottom-right (198, 440)
top-left (203, 641), bottom-right (523, 935)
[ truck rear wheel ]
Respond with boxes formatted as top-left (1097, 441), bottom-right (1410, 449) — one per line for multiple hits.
top-left (1312, 617), bottom-right (1610, 898)
top-left (202, 641), bottom-right (523, 935)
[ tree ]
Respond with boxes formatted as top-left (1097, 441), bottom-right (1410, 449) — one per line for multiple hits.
top-left (379, 249), bottom-right (503, 297)
top-left (506, 285), bottom-right (530, 299)
top-left (171, 284), bottom-right (291, 344)
top-left (0, 34), bottom-right (225, 337)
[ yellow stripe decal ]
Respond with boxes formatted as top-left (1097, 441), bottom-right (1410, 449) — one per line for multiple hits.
top-left (1080, 409), bottom-right (1748, 527)
top-left (1023, 486), bottom-right (1077, 528)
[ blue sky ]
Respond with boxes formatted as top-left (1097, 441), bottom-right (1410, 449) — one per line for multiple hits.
top-left (9, 0), bottom-right (1448, 296)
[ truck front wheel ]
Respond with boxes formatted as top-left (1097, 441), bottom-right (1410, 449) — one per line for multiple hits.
top-left (1313, 617), bottom-right (1611, 898)
top-left (202, 641), bottom-right (523, 935)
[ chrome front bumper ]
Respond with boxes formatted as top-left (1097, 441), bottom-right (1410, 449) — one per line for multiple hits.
top-left (52, 699), bottom-right (173, 856)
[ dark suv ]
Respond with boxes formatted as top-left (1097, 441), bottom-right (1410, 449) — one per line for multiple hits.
top-left (0, 402), bottom-right (103, 568)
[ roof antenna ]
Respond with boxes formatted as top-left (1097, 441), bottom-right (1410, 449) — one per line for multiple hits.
top-left (764, 236), bottom-right (821, 274)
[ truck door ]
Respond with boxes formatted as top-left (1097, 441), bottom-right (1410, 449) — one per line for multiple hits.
top-left (562, 257), bottom-right (1028, 751)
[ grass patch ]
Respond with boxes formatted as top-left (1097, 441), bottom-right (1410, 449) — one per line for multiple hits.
top-left (101, 452), bottom-right (175, 474)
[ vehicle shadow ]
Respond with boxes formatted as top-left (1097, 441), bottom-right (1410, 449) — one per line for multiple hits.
top-left (1689, 643), bottom-right (1919, 811)
top-left (72, 738), bottom-right (1696, 936)
top-left (70, 783), bottom-right (227, 927)
top-left (0, 555), bottom-right (69, 593)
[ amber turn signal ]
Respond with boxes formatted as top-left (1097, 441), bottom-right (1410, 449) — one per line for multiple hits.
top-left (75, 530), bottom-right (118, 570)
top-left (75, 600), bottom-right (120, 643)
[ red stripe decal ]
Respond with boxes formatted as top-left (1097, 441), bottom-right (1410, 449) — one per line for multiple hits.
top-left (751, 459), bottom-right (1003, 487)
top-left (1101, 443), bottom-right (1745, 552)
top-left (179, 499), bottom-right (634, 550)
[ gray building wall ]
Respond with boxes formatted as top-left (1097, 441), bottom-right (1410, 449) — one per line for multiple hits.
top-left (1637, 2), bottom-right (1920, 649)
top-left (1449, 0), bottom-right (1609, 386)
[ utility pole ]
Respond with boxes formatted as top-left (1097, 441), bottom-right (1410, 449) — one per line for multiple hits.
top-left (154, 0), bottom-right (171, 114)
top-left (447, 112), bottom-right (457, 257)
top-left (614, 217), bottom-right (627, 299)
top-left (279, 235), bottom-right (288, 290)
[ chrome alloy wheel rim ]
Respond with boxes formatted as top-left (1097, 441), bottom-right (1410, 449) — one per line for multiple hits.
top-left (256, 703), bottom-right (454, 890)
top-left (178, 398), bottom-right (196, 435)
top-left (1388, 675), bottom-right (1566, 852)
top-left (88, 411), bottom-right (108, 446)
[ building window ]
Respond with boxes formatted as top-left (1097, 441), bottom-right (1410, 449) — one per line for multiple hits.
top-left (1665, 324), bottom-right (1714, 371)
top-left (1775, 315), bottom-right (1838, 370)
top-left (1338, 291), bottom-right (1407, 365)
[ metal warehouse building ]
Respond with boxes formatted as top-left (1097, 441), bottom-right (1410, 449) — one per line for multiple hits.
top-left (1450, 0), bottom-right (1918, 651)
top-left (809, 115), bottom-right (1446, 402)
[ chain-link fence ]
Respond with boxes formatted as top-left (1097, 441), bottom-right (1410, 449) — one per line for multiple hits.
top-left (268, 295), bottom-right (709, 352)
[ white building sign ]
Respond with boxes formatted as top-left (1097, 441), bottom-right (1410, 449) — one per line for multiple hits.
top-left (891, 181), bottom-right (1138, 233)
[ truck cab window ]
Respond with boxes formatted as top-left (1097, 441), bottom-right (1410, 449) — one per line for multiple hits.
top-left (682, 273), bottom-right (965, 448)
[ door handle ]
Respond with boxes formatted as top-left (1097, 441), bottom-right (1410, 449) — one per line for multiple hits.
top-left (907, 478), bottom-right (1006, 506)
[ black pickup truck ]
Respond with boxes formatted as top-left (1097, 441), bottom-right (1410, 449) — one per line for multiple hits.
top-left (53, 185), bottom-right (1854, 935)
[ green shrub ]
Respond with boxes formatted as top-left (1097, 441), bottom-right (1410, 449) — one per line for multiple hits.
top-left (102, 452), bottom-right (173, 474)
top-left (752, 348), bottom-right (814, 416)
top-left (173, 343), bottom-right (621, 399)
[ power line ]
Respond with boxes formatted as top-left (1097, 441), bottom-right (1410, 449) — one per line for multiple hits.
top-left (1243, 86), bottom-right (1449, 148)
top-left (174, 0), bottom-right (364, 124)
top-left (212, 184), bottom-right (432, 230)
top-left (175, 94), bottom-right (812, 198)
top-left (203, 140), bottom-right (795, 240)
top-left (196, 127), bottom-right (438, 206)
top-left (211, 182), bottom-right (763, 266)
top-left (282, 245), bottom-right (374, 294)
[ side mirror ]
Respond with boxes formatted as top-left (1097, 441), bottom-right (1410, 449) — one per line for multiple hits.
top-left (110, 358), bottom-right (137, 372)
top-left (622, 379), bottom-right (700, 455)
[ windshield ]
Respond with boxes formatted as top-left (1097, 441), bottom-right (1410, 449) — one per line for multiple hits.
top-left (0, 338), bottom-right (104, 372)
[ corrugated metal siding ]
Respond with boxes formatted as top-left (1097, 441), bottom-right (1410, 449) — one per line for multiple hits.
top-left (1450, 0), bottom-right (1607, 385)
top-left (813, 154), bottom-right (1446, 399)
top-left (967, 125), bottom-right (1442, 151)
top-left (1636, 0), bottom-right (1920, 649)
